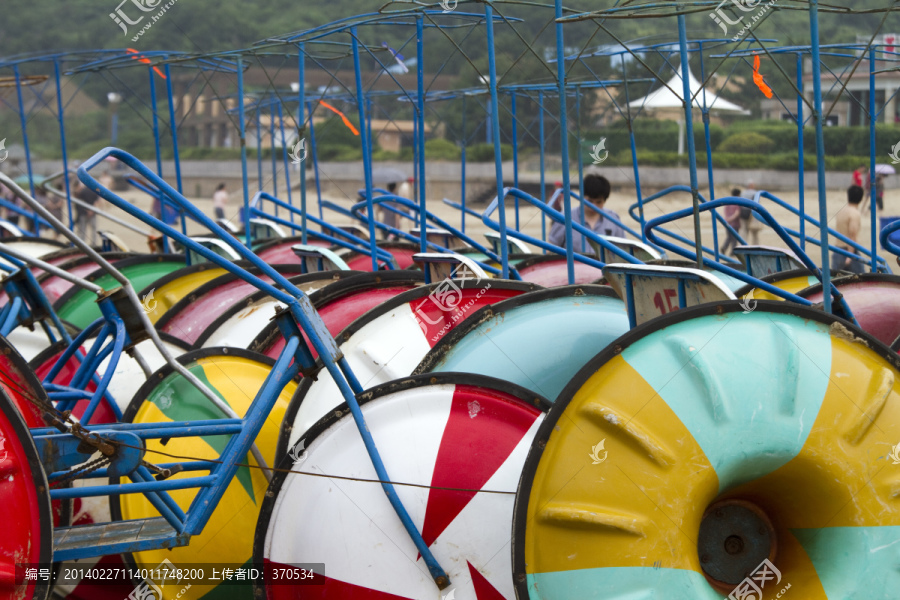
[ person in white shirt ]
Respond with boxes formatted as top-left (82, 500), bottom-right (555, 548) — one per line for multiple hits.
top-left (212, 183), bottom-right (229, 220)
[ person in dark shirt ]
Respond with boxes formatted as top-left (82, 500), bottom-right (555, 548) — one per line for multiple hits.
top-left (549, 175), bottom-right (624, 255)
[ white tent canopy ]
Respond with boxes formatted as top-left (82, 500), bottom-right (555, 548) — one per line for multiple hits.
top-left (629, 66), bottom-right (749, 113)
top-left (628, 66), bottom-right (749, 154)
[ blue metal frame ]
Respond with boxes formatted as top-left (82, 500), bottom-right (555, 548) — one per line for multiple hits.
top-left (482, 187), bottom-right (643, 269)
top-left (644, 196), bottom-right (856, 322)
top-left (349, 194), bottom-right (522, 279)
top-left (69, 147), bottom-right (451, 587)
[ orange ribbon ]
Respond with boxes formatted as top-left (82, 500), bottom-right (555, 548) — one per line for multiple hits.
top-left (753, 55), bottom-right (773, 98)
top-left (318, 100), bottom-right (360, 136)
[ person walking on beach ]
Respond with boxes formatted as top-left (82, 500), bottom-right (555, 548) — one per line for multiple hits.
top-left (720, 187), bottom-right (743, 256)
top-left (742, 181), bottom-right (764, 245)
top-left (874, 173), bottom-right (885, 212)
top-left (832, 185), bottom-right (865, 274)
top-left (853, 164), bottom-right (867, 188)
top-left (212, 183), bottom-right (229, 220)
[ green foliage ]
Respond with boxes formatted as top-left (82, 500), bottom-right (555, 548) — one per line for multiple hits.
top-left (424, 138), bottom-right (461, 161)
top-left (467, 142), bottom-right (512, 162)
top-left (587, 119), bottom-right (725, 156)
top-left (598, 149), bottom-right (871, 172)
top-left (718, 132), bottom-right (776, 154)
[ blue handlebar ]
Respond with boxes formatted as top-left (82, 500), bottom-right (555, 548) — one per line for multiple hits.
top-left (350, 194), bottom-right (522, 280)
top-left (482, 187), bottom-right (643, 268)
top-left (644, 197), bottom-right (857, 323)
top-left (79, 148), bottom-right (305, 308)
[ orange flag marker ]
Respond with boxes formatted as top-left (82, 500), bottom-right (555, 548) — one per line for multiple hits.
top-left (753, 55), bottom-right (773, 98)
top-left (126, 48), bottom-right (166, 79)
top-left (318, 100), bottom-right (360, 136)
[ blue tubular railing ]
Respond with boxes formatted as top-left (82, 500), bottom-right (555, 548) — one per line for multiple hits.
top-left (442, 198), bottom-right (484, 222)
top-left (546, 187), bottom-right (668, 256)
top-left (249, 191), bottom-right (397, 267)
top-left (482, 187), bottom-right (644, 271)
top-left (645, 197), bottom-right (857, 324)
top-left (627, 186), bottom-right (743, 265)
top-left (0, 198), bottom-right (52, 233)
top-left (0, 252), bottom-right (73, 346)
top-left (755, 190), bottom-right (889, 273)
top-left (879, 217), bottom-right (900, 258)
top-left (77, 147), bottom-right (451, 588)
top-left (630, 185), bottom-right (888, 273)
top-left (349, 194), bottom-right (523, 280)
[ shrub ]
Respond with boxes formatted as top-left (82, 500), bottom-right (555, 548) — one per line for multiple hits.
top-left (467, 142), bottom-right (512, 162)
top-left (424, 138), bottom-right (461, 160)
top-left (718, 132), bottom-right (776, 154)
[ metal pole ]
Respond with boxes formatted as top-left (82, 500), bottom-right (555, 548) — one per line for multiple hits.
top-left (13, 65), bottom-right (38, 233)
top-left (270, 104), bottom-right (278, 199)
top-left (699, 46), bottom-right (720, 261)
top-left (351, 28), bottom-right (380, 271)
top-left (149, 66), bottom-right (170, 253)
top-left (13, 66), bottom-right (36, 199)
top-left (237, 56), bottom-right (252, 249)
top-left (677, 15), bottom-right (704, 267)
top-left (278, 102), bottom-right (291, 222)
top-left (412, 110), bottom-right (419, 206)
top-left (256, 107), bottom-right (263, 194)
top-left (621, 58), bottom-right (647, 243)
top-left (53, 60), bottom-right (74, 231)
top-left (164, 65), bottom-right (183, 195)
top-left (163, 64), bottom-right (187, 242)
top-left (809, 0), bottom-right (832, 312)
top-left (416, 16), bottom-right (428, 255)
top-left (554, 0), bottom-right (575, 283)
top-left (367, 96), bottom-right (374, 166)
top-left (308, 104), bottom-right (324, 221)
top-left (869, 46), bottom-right (878, 272)
top-left (461, 94), bottom-right (467, 233)
top-left (796, 53), bottom-right (806, 252)
top-left (539, 91), bottom-right (547, 248)
top-left (511, 92), bottom-right (520, 229)
top-left (298, 44), bottom-right (308, 243)
top-left (575, 88), bottom-right (586, 253)
top-left (486, 4), bottom-right (510, 278)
